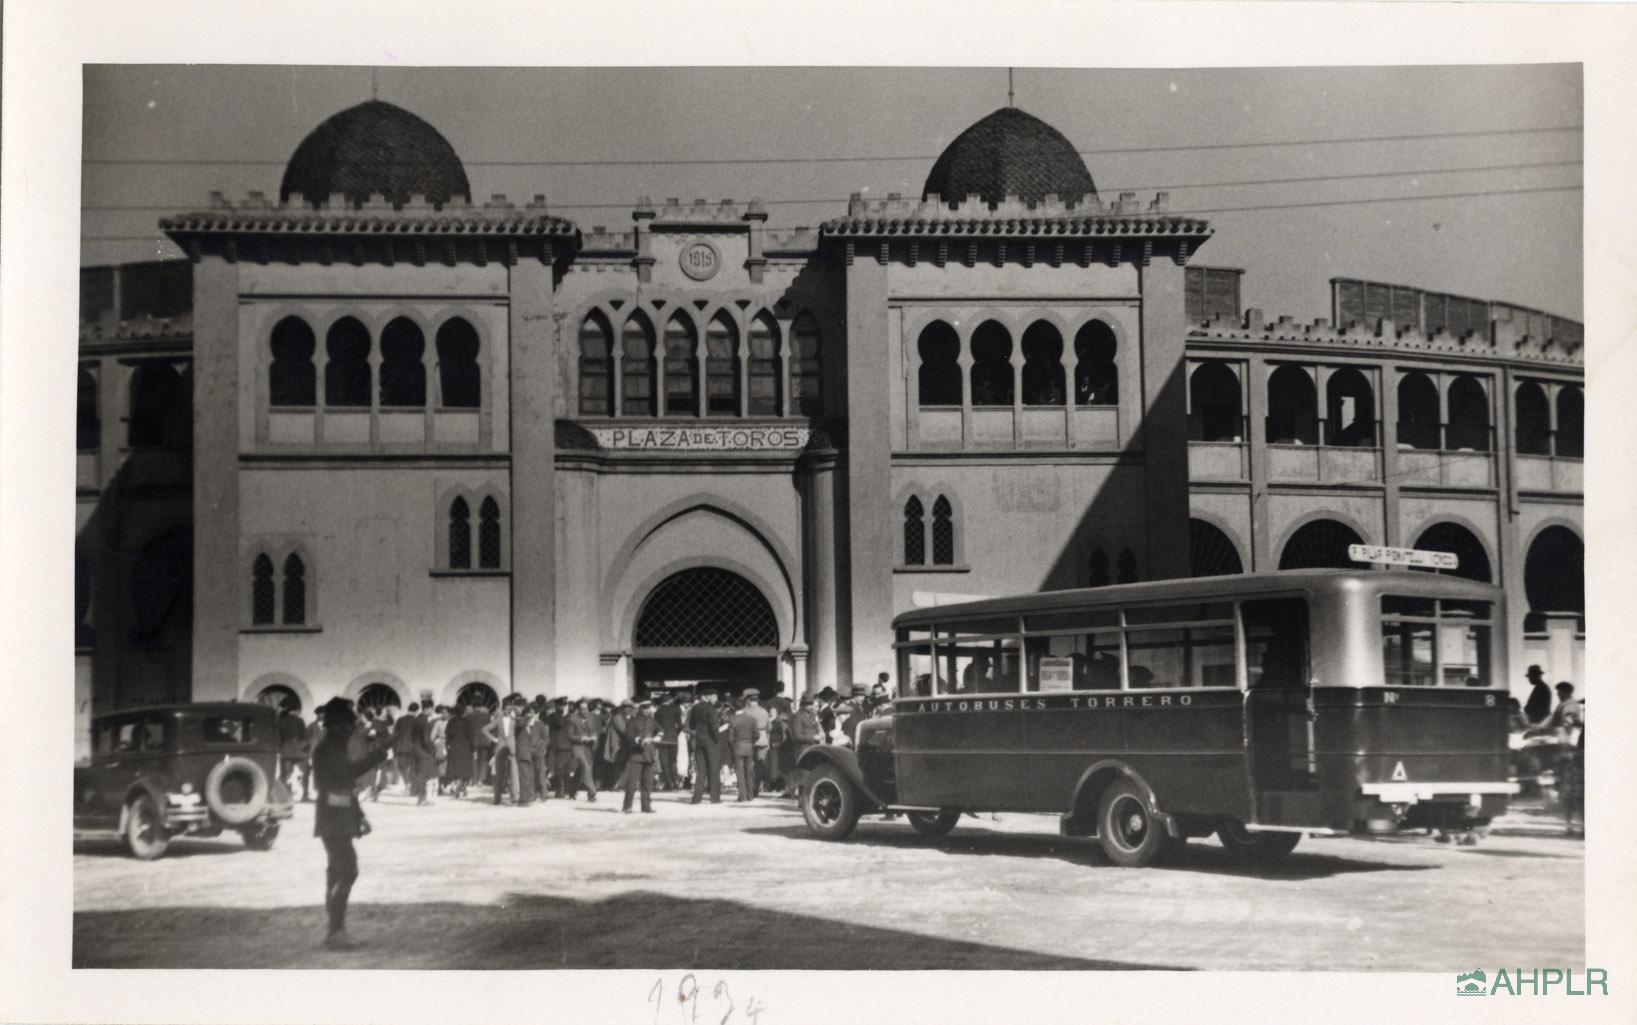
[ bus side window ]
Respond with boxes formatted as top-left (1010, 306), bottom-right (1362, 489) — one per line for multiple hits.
top-left (1025, 631), bottom-right (1118, 691)
top-left (1242, 597), bottom-right (1310, 690)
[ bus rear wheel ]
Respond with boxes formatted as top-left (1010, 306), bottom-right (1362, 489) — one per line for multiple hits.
top-left (1217, 821), bottom-right (1302, 860)
top-left (801, 765), bottom-right (862, 841)
top-left (906, 809), bottom-right (961, 838)
top-left (1096, 779), bottom-right (1171, 868)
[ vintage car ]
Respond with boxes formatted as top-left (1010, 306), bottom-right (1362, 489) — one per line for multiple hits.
top-left (74, 702), bottom-right (295, 859)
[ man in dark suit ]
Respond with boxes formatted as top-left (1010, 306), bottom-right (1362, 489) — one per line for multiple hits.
top-left (729, 700), bottom-right (761, 802)
top-left (622, 699), bottom-right (662, 813)
top-left (654, 693), bottom-right (683, 790)
top-left (786, 695), bottom-right (823, 797)
top-left (392, 704), bottom-right (420, 799)
top-left (482, 703), bottom-right (521, 805)
top-left (525, 704), bottom-right (550, 803)
top-left (687, 690), bottom-right (723, 804)
top-left (546, 697), bottom-right (574, 797)
top-left (412, 704), bottom-right (437, 805)
top-left (311, 697), bottom-right (393, 950)
top-left (513, 705), bottom-right (539, 807)
top-left (466, 701), bottom-right (493, 787)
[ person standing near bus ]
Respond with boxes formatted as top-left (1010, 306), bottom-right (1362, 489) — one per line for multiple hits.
top-left (687, 690), bottom-right (723, 804)
top-left (311, 697), bottom-right (393, 951)
top-left (1523, 666), bottom-right (1553, 725)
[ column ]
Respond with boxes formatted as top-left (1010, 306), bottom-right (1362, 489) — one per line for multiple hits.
top-left (801, 448), bottom-right (839, 693)
top-left (843, 258), bottom-right (894, 686)
top-left (789, 646), bottom-right (810, 697)
top-left (1246, 356), bottom-right (1271, 569)
top-left (510, 256), bottom-right (557, 694)
top-left (1381, 367), bottom-right (1402, 546)
top-left (1136, 260), bottom-right (1191, 580)
top-left (191, 257), bottom-right (242, 699)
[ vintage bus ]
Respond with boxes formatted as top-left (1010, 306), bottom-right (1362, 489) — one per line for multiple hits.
top-left (796, 570), bottom-right (1516, 866)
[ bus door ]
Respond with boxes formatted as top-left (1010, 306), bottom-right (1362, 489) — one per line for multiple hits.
top-left (1241, 598), bottom-right (1317, 802)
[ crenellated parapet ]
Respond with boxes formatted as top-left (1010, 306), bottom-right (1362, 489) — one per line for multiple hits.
top-left (160, 191), bottom-right (580, 266)
top-left (820, 190), bottom-right (1209, 268)
top-left (1188, 306), bottom-right (1584, 367)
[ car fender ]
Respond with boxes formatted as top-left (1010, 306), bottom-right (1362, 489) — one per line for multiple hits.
top-left (795, 745), bottom-right (888, 810)
top-left (115, 778), bottom-right (170, 834)
top-left (1065, 759), bottom-right (1182, 840)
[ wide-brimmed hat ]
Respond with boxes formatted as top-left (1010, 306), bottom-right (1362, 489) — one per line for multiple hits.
top-left (1526, 665), bottom-right (1546, 679)
top-left (318, 696), bottom-right (357, 725)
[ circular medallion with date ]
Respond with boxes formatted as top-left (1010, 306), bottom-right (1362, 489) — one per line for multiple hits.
top-left (679, 240), bottom-right (721, 281)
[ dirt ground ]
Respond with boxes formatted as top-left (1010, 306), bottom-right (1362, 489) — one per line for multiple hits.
top-left (72, 785), bottom-right (1584, 970)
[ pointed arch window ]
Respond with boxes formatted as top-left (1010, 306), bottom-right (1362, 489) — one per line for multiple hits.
top-left (1266, 365), bottom-right (1318, 445)
top-left (789, 313), bottom-right (823, 416)
top-left (578, 312), bottom-right (614, 416)
top-left (1116, 548), bottom-right (1138, 584)
top-left (478, 496), bottom-right (502, 570)
top-left (1021, 322), bottom-right (1065, 406)
top-left (931, 495), bottom-right (955, 565)
top-left (969, 321), bottom-right (1014, 406)
top-left (903, 496), bottom-right (926, 566)
top-left (324, 317), bottom-right (371, 407)
top-left (269, 317), bottom-right (317, 407)
top-left (448, 497), bottom-right (471, 570)
top-left (706, 313), bottom-right (741, 416)
top-left (1445, 375), bottom-right (1490, 452)
top-left (1397, 372), bottom-right (1440, 450)
top-left (1074, 321), bottom-right (1118, 406)
top-left (621, 313), bottom-right (657, 416)
top-left (1514, 381), bottom-right (1550, 456)
top-left (435, 318), bottom-right (481, 408)
top-left (251, 554), bottom-right (276, 626)
top-left (281, 553), bottom-right (306, 625)
top-left (664, 314), bottom-right (699, 416)
top-left (78, 366), bottom-right (100, 451)
top-left (379, 318), bottom-right (426, 407)
top-left (1089, 549), bottom-right (1110, 587)
top-left (747, 314), bottom-right (782, 416)
top-left (917, 321), bottom-right (962, 407)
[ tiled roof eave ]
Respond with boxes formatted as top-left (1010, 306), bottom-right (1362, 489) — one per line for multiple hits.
top-left (158, 214), bottom-right (581, 240)
top-left (819, 217), bottom-right (1213, 239)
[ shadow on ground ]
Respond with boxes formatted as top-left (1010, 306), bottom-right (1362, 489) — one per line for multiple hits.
top-left (73, 891), bottom-right (1183, 970)
top-left (74, 836), bottom-right (249, 859)
top-left (745, 821), bottom-right (1436, 880)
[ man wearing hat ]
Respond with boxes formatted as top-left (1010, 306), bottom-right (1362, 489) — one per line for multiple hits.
top-left (567, 699), bottom-right (599, 802)
top-left (785, 695), bottom-right (824, 797)
top-left (687, 689), bottom-right (724, 804)
top-left (728, 697), bottom-right (762, 802)
top-left (1523, 665), bottom-right (1553, 725)
top-left (310, 697), bottom-right (394, 951)
top-left (545, 696), bottom-right (573, 797)
top-left (622, 698), bottom-right (662, 813)
top-left (654, 693), bottom-right (683, 790)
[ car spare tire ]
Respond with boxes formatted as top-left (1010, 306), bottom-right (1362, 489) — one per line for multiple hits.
top-left (205, 756), bottom-right (269, 826)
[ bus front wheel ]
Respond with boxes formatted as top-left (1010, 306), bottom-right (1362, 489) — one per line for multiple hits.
top-left (906, 809), bottom-right (961, 838)
top-left (1217, 821), bottom-right (1302, 860)
top-left (801, 765), bottom-right (862, 841)
top-left (1096, 779), bottom-right (1171, 867)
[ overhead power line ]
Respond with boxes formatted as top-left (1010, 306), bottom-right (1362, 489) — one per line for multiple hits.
top-left (78, 184), bottom-right (1584, 243)
top-left (79, 124), bottom-right (1583, 169)
top-left (77, 158), bottom-right (1584, 214)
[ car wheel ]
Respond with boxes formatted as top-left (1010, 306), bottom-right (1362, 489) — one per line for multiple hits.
top-left (240, 823), bottom-right (280, 851)
top-left (1096, 778), bottom-right (1172, 868)
top-left (205, 756), bottom-right (270, 826)
top-left (906, 809), bottom-right (961, 838)
top-left (1216, 820), bottom-right (1302, 860)
top-left (124, 793), bottom-right (170, 861)
top-left (801, 764), bottom-right (862, 840)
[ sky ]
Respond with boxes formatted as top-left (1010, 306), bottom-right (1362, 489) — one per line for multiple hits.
top-left (81, 64), bottom-right (1582, 322)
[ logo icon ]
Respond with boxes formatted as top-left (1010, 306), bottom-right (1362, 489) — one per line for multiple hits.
top-left (1456, 969), bottom-right (1488, 997)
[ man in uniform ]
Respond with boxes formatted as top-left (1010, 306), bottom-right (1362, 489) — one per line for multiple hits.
top-left (687, 689), bottom-right (723, 804)
top-left (622, 698), bottom-right (662, 814)
top-left (568, 699), bottom-right (599, 802)
top-left (311, 697), bottom-right (393, 951)
top-left (785, 695), bottom-right (823, 797)
top-left (654, 693), bottom-right (683, 790)
top-left (729, 699), bottom-right (761, 802)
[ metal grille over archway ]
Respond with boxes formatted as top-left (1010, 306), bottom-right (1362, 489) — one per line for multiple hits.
top-left (635, 567), bottom-right (779, 655)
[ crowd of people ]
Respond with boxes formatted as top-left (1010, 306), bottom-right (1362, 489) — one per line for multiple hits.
top-left (277, 678), bottom-right (897, 815)
top-left (1508, 665), bottom-right (1585, 836)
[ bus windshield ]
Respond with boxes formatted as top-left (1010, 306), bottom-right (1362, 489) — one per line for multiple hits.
top-left (1380, 596), bottom-right (1494, 687)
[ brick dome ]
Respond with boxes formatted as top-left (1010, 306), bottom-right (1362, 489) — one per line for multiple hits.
top-left (280, 100), bottom-right (471, 209)
top-left (923, 107), bottom-right (1097, 209)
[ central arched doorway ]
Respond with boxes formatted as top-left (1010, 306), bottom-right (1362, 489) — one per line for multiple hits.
top-left (632, 567), bottom-right (781, 700)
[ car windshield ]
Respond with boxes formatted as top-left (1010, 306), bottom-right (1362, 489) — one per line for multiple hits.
top-left (199, 716), bottom-right (256, 744)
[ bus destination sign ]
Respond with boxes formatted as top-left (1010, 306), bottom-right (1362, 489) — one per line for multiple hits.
top-left (1347, 544), bottom-right (1458, 570)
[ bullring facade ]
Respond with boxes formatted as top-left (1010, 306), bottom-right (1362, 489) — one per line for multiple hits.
top-left (74, 101), bottom-right (1585, 724)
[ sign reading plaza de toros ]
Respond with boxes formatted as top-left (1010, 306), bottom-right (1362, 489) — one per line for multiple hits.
top-left (589, 425), bottom-right (812, 451)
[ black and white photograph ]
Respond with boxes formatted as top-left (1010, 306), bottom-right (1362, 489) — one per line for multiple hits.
top-left (4, 3), bottom-right (1635, 1024)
